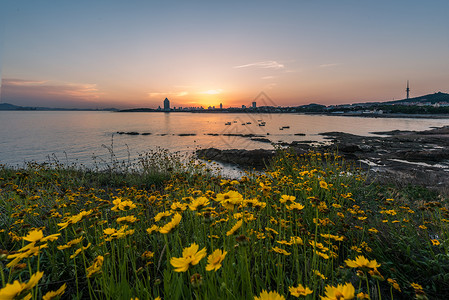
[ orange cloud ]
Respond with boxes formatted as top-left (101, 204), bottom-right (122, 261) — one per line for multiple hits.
top-left (1, 78), bottom-right (104, 107)
top-left (3, 78), bottom-right (48, 86)
top-left (234, 61), bottom-right (285, 69)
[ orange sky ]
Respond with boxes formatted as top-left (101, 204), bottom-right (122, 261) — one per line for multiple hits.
top-left (1, 1), bottom-right (448, 109)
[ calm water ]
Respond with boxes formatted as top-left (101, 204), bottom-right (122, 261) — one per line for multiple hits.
top-left (1, 111), bottom-right (447, 167)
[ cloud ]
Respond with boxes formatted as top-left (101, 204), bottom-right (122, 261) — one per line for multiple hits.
top-left (261, 76), bottom-right (275, 80)
top-left (147, 91), bottom-right (188, 98)
top-left (3, 78), bottom-right (48, 86)
top-left (1, 78), bottom-right (104, 107)
top-left (200, 89), bottom-right (223, 95)
top-left (2, 78), bottom-right (102, 100)
top-left (319, 63), bottom-right (341, 68)
top-left (234, 61), bottom-right (284, 69)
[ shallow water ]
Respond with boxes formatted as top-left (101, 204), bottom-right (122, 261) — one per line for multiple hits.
top-left (1, 111), bottom-right (447, 168)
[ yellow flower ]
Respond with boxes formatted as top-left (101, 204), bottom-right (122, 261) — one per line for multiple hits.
top-left (410, 283), bottom-right (423, 291)
top-left (7, 230), bottom-right (59, 267)
top-left (286, 202), bottom-right (305, 211)
top-left (320, 233), bottom-right (344, 241)
top-left (43, 283), bottom-right (66, 300)
top-left (431, 239), bottom-right (440, 246)
top-left (86, 255), bottom-right (104, 277)
top-left (69, 243), bottom-right (91, 259)
top-left (356, 292), bottom-right (370, 299)
top-left (57, 210), bottom-right (92, 230)
top-left (313, 270), bottom-right (327, 280)
top-left (0, 271), bottom-right (43, 300)
top-left (111, 198), bottom-right (123, 211)
top-left (116, 215), bottom-right (138, 224)
top-left (154, 211), bottom-right (172, 222)
top-left (159, 213), bottom-right (182, 234)
top-left (315, 250), bottom-right (330, 260)
top-left (321, 282), bottom-right (355, 300)
top-left (141, 251), bottom-right (154, 260)
top-left (265, 227), bottom-right (279, 235)
top-left (345, 256), bottom-right (380, 269)
top-left (319, 180), bottom-right (329, 189)
top-left (206, 249), bottom-right (227, 271)
top-left (276, 240), bottom-right (293, 246)
top-left (289, 284), bottom-right (313, 297)
top-left (170, 243), bottom-right (207, 272)
top-left (290, 236), bottom-right (303, 245)
top-left (57, 236), bottom-right (84, 250)
top-left (280, 195), bottom-right (296, 203)
top-left (189, 197), bottom-right (210, 211)
top-left (309, 241), bottom-right (329, 252)
top-left (22, 229), bottom-right (60, 244)
top-left (254, 290), bottom-right (285, 300)
top-left (272, 247), bottom-right (291, 256)
top-left (146, 225), bottom-right (160, 234)
top-left (118, 200), bottom-right (136, 211)
top-left (0, 281), bottom-right (26, 300)
top-left (226, 219), bottom-right (243, 236)
top-left (170, 201), bottom-right (187, 211)
top-left (216, 191), bottom-right (244, 210)
top-left (7, 245), bottom-right (43, 268)
top-left (387, 278), bottom-right (401, 292)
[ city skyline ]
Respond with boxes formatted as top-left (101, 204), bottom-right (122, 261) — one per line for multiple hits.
top-left (1, 1), bottom-right (448, 109)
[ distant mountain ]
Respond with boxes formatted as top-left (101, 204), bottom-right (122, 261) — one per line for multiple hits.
top-left (0, 102), bottom-right (118, 111)
top-left (119, 108), bottom-right (158, 112)
top-left (384, 92), bottom-right (449, 105)
top-left (0, 103), bottom-right (21, 110)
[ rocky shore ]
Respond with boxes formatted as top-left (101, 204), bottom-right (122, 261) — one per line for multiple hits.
top-left (196, 126), bottom-right (449, 192)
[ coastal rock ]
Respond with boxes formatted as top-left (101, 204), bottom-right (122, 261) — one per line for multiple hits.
top-left (196, 148), bottom-right (275, 169)
top-left (116, 131), bottom-right (139, 135)
top-left (251, 138), bottom-right (272, 143)
top-left (197, 125), bottom-right (449, 192)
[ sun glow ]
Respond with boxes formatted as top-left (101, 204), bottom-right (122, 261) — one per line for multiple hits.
top-left (200, 89), bottom-right (223, 95)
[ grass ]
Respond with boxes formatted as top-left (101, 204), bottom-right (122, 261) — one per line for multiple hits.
top-left (0, 148), bottom-right (448, 299)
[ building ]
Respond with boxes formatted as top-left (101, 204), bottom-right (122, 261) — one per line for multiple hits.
top-left (252, 101), bottom-right (256, 108)
top-left (219, 103), bottom-right (223, 110)
top-left (163, 98), bottom-right (170, 111)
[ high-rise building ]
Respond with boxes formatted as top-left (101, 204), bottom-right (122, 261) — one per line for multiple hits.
top-left (163, 98), bottom-right (170, 111)
top-left (252, 101), bottom-right (256, 108)
top-left (219, 103), bottom-right (223, 109)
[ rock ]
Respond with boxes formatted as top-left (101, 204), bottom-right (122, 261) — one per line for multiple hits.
top-left (251, 138), bottom-right (271, 143)
top-left (196, 148), bottom-right (275, 169)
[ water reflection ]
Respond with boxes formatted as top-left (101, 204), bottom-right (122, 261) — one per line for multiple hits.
top-left (0, 111), bottom-right (447, 167)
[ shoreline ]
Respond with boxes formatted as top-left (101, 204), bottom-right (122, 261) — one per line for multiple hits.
top-left (196, 125), bottom-right (449, 193)
top-left (115, 109), bottom-right (449, 119)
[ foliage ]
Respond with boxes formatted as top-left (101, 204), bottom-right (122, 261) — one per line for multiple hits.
top-left (0, 149), bottom-right (448, 299)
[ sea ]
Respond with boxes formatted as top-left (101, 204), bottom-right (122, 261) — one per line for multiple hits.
top-left (1, 111), bottom-right (447, 171)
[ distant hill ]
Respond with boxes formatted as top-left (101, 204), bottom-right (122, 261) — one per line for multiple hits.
top-left (119, 108), bottom-right (158, 112)
top-left (0, 103), bottom-right (21, 110)
top-left (384, 92), bottom-right (449, 105)
top-left (0, 102), bottom-right (118, 111)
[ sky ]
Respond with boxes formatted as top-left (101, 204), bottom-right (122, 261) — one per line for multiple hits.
top-left (1, 0), bottom-right (448, 109)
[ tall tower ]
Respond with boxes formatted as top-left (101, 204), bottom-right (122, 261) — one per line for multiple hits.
top-left (406, 80), bottom-right (410, 99)
top-left (163, 98), bottom-right (170, 111)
